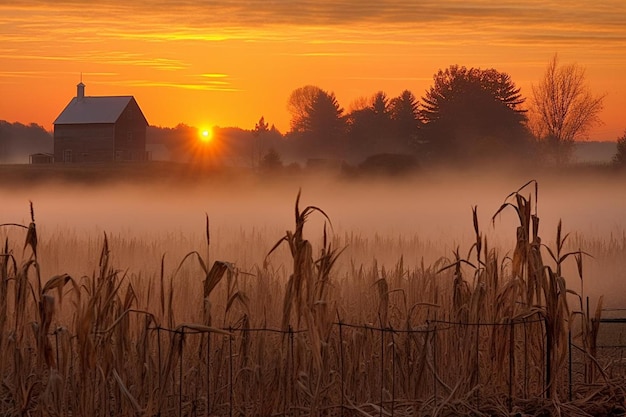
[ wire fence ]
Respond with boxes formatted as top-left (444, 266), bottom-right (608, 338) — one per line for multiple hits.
top-left (32, 310), bottom-right (626, 416)
top-left (73, 316), bottom-right (571, 415)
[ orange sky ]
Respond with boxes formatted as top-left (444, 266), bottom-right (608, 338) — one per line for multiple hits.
top-left (1, 1), bottom-right (625, 140)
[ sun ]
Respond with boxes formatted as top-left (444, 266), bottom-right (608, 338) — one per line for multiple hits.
top-left (198, 127), bottom-right (213, 143)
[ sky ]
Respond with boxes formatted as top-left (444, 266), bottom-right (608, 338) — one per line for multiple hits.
top-left (1, 0), bottom-right (625, 139)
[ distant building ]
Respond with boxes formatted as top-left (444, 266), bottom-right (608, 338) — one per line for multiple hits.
top-left (53, 83), bottom-right (148, 163)
top-left (29, 152), bottom-right (54, 164)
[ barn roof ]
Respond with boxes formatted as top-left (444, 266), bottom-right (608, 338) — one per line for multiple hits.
top-left (54, 96), bottom-right (135, 125)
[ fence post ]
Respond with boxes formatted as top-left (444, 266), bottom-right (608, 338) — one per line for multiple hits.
top-left (179, 327), bottom-right (184, 417)
top-left (545, 316), bottom-right (551, 399)
top-left (285, 325), bottom-right (293, 417)
top-left (380, 325), bottom-right (384, 417)
top-left (432, 317), bottom-right (437, 408)
top-left (508, 320), bottom-right (514, 413)
top-left (290, 327), bottom-right (296, 417)
top-left (391, 327), bottom-right (395, 417)
top-left (569, 328), bottom-right (572, 402)
top-left (229, 326), bottom-right (233, 417)
top-left (157, 327), bottom-right (162, 394)
top-left (206, 331), bottom-right (211, 417)
top-left (583, 297), bottom-right (594, 384)
top-left (475, 318), bottom-right (480, 410)
top-left (338, 320), bottom-right (344, 417)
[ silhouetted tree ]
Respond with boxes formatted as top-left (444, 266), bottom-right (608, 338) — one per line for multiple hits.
top-left (147, 124), bottom-right (197, 162)
top-left (287, 85), bottom-right (323, 133)
top-left (287, 86), bottom-right (346, 159)
top-left (254, 116), bottom-right (269, 136)
top-left (421, 65), bottom-right (530, 164)
top-left (251, 116), bottom-right (271, 167)
top-left (302, 91), bottom-right (344, 135)
top-left (346, 91), bottom-right (393, 160)
top-left (614, 130), bottom-right (626, 167)
top-left (260, 147), bottom-right (283, 172)
top-left (0, 121), bottom-right (52, 163)
top-left (389, 90), bottom-right (420, 153)
top-left (372, 91), bottom-right (390, 118)
top-left (531, 54), bottom-right (604, 165)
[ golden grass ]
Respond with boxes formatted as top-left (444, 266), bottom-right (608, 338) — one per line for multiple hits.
top-left (0, 182), bottom-right (625, 416)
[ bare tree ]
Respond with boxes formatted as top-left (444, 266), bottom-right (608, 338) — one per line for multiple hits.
top-left (531, 55), bottom-right (604, 165)
top-left (287, 85), bottom-right (323, 133)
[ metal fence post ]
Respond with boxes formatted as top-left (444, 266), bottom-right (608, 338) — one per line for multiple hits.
top-left (179, 327), bottom-right (184, 417)
top-left (229, 327), bottom-right (233, 417)
top-left (432, 317), bottom-right (437, 408)
top-left (475, 318), bottom-right (480, 410)
top-left (380, 326), bottom-right (384, 417)
top-left (206, 331), bottom-right (211, 417)
top-left (509, 321), bottom-right (514, 413)
top-left (391, 328), bottom-right (395, 417)
top-left (338, 321), bottom-right (345, 417)
top-left (568, 328), bottom-right (573, 402)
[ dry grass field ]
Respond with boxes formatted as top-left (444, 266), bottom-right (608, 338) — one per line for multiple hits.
top-left (1, 167), bottom-right (626, 416)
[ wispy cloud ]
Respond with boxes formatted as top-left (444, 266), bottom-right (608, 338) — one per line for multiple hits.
top-left (2, 0), bottom-right (624, 136)
top-left (3, 0), bottom-right (625, 46)
top-left (108, 72), bottom-right (239, 91)
top-left (200, 73), bottom-right (228, 78)
top-left (0, 48), bottom-right (188, 71)
top-left (113, 80), bottom-right (240, 91)
top-left (0, 70), bottom-right (116, 78)
top-left (2, 0), bottom-right (625, 76)
top-left (294, 52), bottom-right (369, 57)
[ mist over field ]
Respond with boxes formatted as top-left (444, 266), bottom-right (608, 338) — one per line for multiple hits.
top-left (3, 1), bottom-right (626, 412)
top-left (2, 169), bottom-right (625, 307)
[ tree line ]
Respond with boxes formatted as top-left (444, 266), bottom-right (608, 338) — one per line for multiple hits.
top-left (3, 55), bottom-right (624, 170)
top-left (80, 52), bottom-right (626, 172)
top-left (265, 55), bottom-right (606, 168)
top-left (0, 121), bottom-right (52, 164)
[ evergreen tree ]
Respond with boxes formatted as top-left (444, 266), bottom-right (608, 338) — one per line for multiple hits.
top-left (389, 90), bottom-right (420, 152)
top-left (421, 65), bottom-right (531, 163)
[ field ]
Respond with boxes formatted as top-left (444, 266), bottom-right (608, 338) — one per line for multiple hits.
top-left (1, 165), bottom-right (626, 416)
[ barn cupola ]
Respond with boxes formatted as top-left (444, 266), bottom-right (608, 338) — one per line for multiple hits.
top-left (77, 82), bottom-right (85, 99)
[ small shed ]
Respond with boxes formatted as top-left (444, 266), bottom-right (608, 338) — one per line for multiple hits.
top-left (53, 83), bottom-right (148, 163)
top-left (29, 153), bottom-right (54, 164)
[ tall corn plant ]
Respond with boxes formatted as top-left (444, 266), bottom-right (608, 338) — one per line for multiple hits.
top-left (267, 190), bottom-right (343, 415)
top-left (436, 206), bottom-right (511, 396)
top-left (0, 238), bottom-right (13, 378)
top-left (0, 208), bottom-right (38, 415)
top-left (546, 223), bottom-right (601, 384)
top-left (161, 215), bottom-right (243, 416)
top-left (0, 203), bottom-right (77, 415)
top-left (492, 180), bottom-right (577, 398)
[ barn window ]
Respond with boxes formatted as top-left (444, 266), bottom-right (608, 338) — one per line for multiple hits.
top-left (63, 149), bottom-right (72, 163)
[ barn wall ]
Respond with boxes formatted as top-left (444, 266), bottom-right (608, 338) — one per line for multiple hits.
top-left (54, 124), bottom-right (115, 163)
top-left (114, 99), bottom-right (148, 161)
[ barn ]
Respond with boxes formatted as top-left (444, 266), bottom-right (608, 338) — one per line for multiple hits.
top-left (53, 83), bottom-right (148, 163)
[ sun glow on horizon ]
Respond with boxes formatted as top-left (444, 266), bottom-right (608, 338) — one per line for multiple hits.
top-left (1, 1), bottom-right (625, 140)
top-left (199, 127), bottom-right (213, 143)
